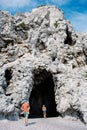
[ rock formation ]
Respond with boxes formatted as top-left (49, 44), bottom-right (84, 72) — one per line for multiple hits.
top-left (0, 6), bottom-right (87, 123)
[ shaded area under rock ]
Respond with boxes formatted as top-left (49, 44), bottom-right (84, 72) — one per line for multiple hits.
top-left (29, 69), bottom-right (58, 118)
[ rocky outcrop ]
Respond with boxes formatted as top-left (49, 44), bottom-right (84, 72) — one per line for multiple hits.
top-left (0, 6), bottom-right (87, 123)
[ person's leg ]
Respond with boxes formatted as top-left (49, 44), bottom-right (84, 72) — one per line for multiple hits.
top-left (44, 111), bottom-right (46, 118)
top-left (24, 112), bottom-right (26, 125)
top-left (24, 112), bottom-right (28, 125)
top-left (25, 112), bottom-right (29, 125)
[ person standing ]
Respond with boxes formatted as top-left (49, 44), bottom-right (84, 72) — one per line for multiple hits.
top-left (21, 100), bottom-right (30, 126)
top-left (42, 105), bottom-right (47, 118)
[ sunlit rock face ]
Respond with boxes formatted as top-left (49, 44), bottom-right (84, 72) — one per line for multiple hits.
top-left (0, 6), bottom-right (87, 123)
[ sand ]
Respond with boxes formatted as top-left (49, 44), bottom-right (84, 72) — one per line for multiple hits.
top-left (0, 117), bottom-right (87, 130)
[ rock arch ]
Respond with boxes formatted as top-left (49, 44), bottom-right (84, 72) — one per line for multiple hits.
top-left (29, 69), bottom-right (58, 118)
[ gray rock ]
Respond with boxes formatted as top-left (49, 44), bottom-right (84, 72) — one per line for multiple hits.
top-left (0, 6), bottom-right (87, 124)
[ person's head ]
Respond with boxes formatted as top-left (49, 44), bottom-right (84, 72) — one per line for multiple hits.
top-left (43, 105), bottom-right (45, 107)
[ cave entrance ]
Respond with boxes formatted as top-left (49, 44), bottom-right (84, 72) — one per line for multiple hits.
top-left (29, 69), bottom-right (58, 118)
top-left (2, 68), bottom-right (13, 95)
top-left (5, 68), bottom-right (12, 86)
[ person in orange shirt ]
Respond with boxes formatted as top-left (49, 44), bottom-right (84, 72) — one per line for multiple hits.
top-left (21, 100), bottom-right (30, 126)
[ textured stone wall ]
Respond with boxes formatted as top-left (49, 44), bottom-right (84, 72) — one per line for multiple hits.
top-left (0, 6), bottom-right (87, 123)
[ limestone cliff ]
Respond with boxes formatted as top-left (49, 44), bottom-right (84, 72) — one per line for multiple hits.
top-left (0, 6), bottom-right (87, 123)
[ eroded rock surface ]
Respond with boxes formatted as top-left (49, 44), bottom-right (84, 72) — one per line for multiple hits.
top-left (0, 6), bottom-right (87, 124)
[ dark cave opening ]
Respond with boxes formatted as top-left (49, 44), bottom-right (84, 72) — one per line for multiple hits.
top-left (64, 26), bottom-right (75, 46)
top-left (29, 69), bottom-right (58, 118)
top-left (5, 68), bottom-right (12, 86)
top-left (2, 68), bottom-right (13, 95)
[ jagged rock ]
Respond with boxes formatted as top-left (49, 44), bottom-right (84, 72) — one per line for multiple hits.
top-left (0, 6), bottom-right (87, 124)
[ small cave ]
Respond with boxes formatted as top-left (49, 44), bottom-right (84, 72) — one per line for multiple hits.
top-left (2, 68), bottom-right (13, 95)
top-left (29, 69), bottom-right (58, 118)
top-left (5, 68), bottom-right (12, 86)
top-left (64, 27), bottom-right (75, 46)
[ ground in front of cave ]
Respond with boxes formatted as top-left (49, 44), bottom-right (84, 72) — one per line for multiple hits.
top-left (0, 117), bottom-right (87, 130)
